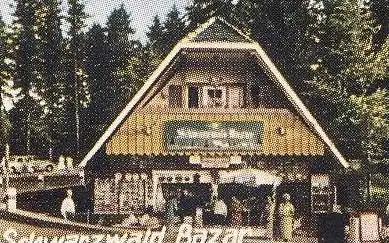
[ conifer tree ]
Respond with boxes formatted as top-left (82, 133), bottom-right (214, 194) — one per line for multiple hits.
top-left (84, 23), bottom-right (110, 138)
top-left (0, 16), bottom-right (11, 154)
top-left (186, 0), bottom-right (234, 31)
top-left (9, 0), bottom-right (46, 155)
top-left (0, 16), bottom-right (12, 103)
top-left (65, 0), bottom-right (89, 155)
top-left (105, 4), bottom-right (136, 119)
top-left (369, 0), bottom-right (389, 46)
top-left (35, 0), bottom-right (67, 156)
top-left (146, 15), bottom-right (164, 57)
top-left (161, 4), bottom-right (186, 54)
top-left (308, 0), bottom-right (389, 160)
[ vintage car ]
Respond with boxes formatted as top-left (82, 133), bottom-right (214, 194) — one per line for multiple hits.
top-left (4, 155), bottom-right (56, 174)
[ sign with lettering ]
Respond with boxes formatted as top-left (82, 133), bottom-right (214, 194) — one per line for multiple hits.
top-left (164, 121), bottom-right (263, 151)
top-left (201, 156), bottom-right (231, 168)
top-left (311, 174), bottom-right (332, 213)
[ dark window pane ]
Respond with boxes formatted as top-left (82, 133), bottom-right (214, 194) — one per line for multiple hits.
top-left (188, 86), bottom-right (199, 108)
top-left (208, 89), bottom-right (214, 98)
top-left (215, 90), bottom-right (222, 98)
top-left (168, 85), bottom-right (183, 108)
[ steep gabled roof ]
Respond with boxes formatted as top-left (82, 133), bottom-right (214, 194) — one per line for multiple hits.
top-left (79, 17), bottom-right (349, 168)
top-left (185, 17), bottom-right (253, 43)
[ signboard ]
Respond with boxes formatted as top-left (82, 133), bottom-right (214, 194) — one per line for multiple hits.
top-left (119, 174), bottom-right (153, 214)
top-left (201, 156), bottom-right (231, 168)
top-left (311, 174), bottom-right (333, 213)
top-left (164, 121), bottom-right (263, 151)
top-left (360, 212), bottom-right (380, 242)
top-left (119, 178), bottom-right (145, 214)
top-left (189, 156), bottom-right (242, 168)
top-left (94, 178), bottom-right (118, 214)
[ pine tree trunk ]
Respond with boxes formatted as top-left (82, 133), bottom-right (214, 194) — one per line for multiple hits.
top-left (75, 95), bottom-right (80, 155)
top-left (75, 66), bottom-right (80, 156)
top-left (26, 111), bottom-right (31, 154)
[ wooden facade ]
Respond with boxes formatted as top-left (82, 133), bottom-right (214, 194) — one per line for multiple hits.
top-left (106, 109), bottom-right (325, 156)
top-left (105, 49), bottom-right (326, 158)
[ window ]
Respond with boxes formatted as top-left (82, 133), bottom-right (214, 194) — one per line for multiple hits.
top-left (251, 84), bottom-right (286, 108)
top-left (168, 85), bottom-right (183, 108)
top-left (188, 86), bottom-right (199, 108)
top-left (203, 86), bottom-right (226, 108)
top-left (228, 86), bottom-right (244, 108)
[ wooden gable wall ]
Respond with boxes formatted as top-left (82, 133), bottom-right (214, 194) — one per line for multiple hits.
top-left (106, 52), bottom-right (325, 156)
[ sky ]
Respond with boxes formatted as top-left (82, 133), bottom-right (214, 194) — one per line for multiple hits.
top-left (0, 0), bottom-right (190, 42)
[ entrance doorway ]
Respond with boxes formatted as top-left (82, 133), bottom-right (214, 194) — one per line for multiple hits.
top-left (162, 183), bottom-right (212, 218)
top-left (218, 183), bottom-right (273, 226)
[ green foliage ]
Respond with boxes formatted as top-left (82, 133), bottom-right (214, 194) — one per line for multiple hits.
top-left (368, 0), bottom-right (389, 46)
top-left (186, 0), bottom-right (234, 30)
top-left (84, 24), bottom-right (109, 127)
top-left (107, 4), bottom-right (135, 70)
top-left (0, 16), bottom-right (13, 102)
top-left (161, 4), bottom-right (186, 52)
top-left (85, 6), bottom-right (140, 149)
top-left (350, 90), bottom-right (389, 159)
top-left (312, 0), bottom-right (389, 160)
top-left (145, 16), bottom-right (165, 71)
top-left (146, 5), bottom-right (186, 59)
top-left (0, 16), bottom-right (11, 154)
top-left (82, 24), bottom-right (110, 151)
top-left (9, 0), bottom-right (45, 154)
top-left (104, 4), bottom-right (137, 119)
top-left (35, 0), bottom-right (67, 155)
top-left (146, 15), bottom-right (164, 55)
top-left (64, 0), bottom-right (89, 155)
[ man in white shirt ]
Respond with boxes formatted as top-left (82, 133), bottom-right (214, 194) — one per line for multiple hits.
top-left (61, 189), bottom-right (75, 220)
top-left (213, 197), bottom-right (227, 225)
top-left (58, 155), bottom-right (66, 172)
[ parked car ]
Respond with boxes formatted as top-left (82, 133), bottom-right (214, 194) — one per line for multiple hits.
top-left (3, 155), bottom-right (56, 174)
top-left (29, 158), bottom-right (56, 173)
top-left (7, 156), bottom-right (33, 174)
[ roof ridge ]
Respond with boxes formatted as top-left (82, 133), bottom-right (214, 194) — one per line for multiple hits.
top-left (184, 17), bottom-right (254, 43)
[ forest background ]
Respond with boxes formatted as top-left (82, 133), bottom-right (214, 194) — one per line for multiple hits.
top-left (0, 0), bottom-right (388, 171)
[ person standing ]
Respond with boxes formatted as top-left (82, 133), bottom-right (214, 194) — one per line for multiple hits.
top-left (230, 196), bottom-right (245, 226)
top-left (165, 192), bottom-right (178, 226)
top-left (278, 193), bottom-right (295, 242)
top-left (58, 155), bottom-right (66, 172)
top-left (261, 195), bottom-right (276, 240)
top-left (61, 189), bottom-right (76, 220)
top-left (213, 197), bottom-right (228, 225)
top-left (179, 189), bottom-right (196, 222)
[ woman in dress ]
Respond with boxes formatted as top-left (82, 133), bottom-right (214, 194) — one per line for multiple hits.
top-left (278, 193), bottom-right (295, 242)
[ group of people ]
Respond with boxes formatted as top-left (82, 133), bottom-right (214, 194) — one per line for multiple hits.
top-left (214, 194), bottom-right (295, 241)
top-left (165, 188), bottom-right (202, 226)
top-left (164, 189), bottom-right (296, 242)
top-left (62, 186), bottom-right (296, 241)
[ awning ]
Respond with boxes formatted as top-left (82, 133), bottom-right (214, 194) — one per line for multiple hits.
top-left (219, 169), bottom-right (282, 187)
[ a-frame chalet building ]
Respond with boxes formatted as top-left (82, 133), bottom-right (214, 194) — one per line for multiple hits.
top-left (80, 18), bottom-right (350, 230)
